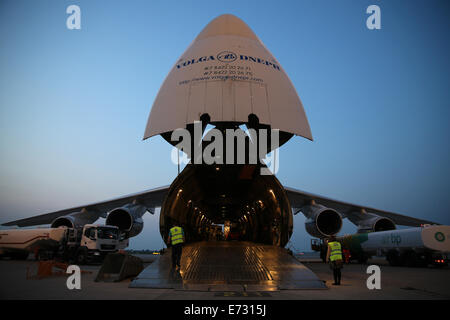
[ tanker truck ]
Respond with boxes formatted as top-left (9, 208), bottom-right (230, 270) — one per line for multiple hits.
top-left (311, 225), bottom-right (450, 267)
top-left (0, 224), bottom-right (127, 264)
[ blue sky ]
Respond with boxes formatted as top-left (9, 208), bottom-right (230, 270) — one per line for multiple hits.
top-left (1, 0), bottom-right (449, 251)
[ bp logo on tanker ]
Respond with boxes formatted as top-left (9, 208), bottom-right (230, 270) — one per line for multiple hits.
top-left (434, 232), bottom-right (445, 242)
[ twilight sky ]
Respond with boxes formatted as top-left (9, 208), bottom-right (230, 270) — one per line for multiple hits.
top-left (1, 0), bottom-right (449, 251)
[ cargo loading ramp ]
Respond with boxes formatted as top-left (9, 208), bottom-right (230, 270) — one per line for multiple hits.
top-left (130, 241), bottom-right (326, 291)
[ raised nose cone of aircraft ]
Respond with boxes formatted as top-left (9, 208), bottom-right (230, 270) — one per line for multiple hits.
top-left (194, 13), bottom-right (259, 41)
top-left (144, 14), bottom-right (312, 143)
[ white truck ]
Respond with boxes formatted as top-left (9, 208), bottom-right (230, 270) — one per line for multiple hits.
top-left (0, 224), bottom-right (127, 264)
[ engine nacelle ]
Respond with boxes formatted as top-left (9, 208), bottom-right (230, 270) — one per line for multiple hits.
top-left (356, 216), bottom-right (396, 233)
top-left (51, 215), bottom-right (77, 229)
top-left (302, 204), bottom-right (343, 238)
top-left (51, 210), bottom-right (100, 229)
top-left (106, 204), bottom-right (146, 238)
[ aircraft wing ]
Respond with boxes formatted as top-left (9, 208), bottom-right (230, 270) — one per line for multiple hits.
top-left (285, 186), bottom-right (439, 227)
top-left (2, 185), bottom-right (170, 227)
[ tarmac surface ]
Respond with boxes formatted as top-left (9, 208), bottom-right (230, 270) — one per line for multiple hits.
top-left (1, 253), bottom-right (449, 300)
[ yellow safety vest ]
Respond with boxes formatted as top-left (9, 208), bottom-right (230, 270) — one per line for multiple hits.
top-left (328, 241), bottom-right (343, 261)
top-left (169, 226), bottom-right (184, 245)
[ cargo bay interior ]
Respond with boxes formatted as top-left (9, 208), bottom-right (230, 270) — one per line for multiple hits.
top-left (159, 163), bottom-right (293, 247)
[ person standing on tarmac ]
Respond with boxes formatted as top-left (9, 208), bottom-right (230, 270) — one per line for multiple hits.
top-left (326, 235), bottom-right (343, 285)
top-left (168, 225), bottom-right (185, 270)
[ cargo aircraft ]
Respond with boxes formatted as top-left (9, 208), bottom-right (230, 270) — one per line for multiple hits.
top-left (2, 14), bottom-right (437, 247)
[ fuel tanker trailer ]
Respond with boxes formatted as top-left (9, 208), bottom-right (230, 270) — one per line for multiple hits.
top-left (0, 227), bottom-right (68, 260)
top-left (0, 225), bottom-right (123, 263)
top-left (338, 225), bottom-right (450, 267)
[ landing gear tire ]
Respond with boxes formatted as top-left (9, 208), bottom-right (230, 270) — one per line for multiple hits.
top-left (75, 249), bottom-right (87, 265)
top-left (403, 251), bottom-right (418, 268)
top-left (387, 251), bottom-right (401, 266)
top-left (36, 250), bottom-right (48, 261)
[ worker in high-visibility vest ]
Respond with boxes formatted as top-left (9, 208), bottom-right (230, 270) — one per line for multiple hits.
top-left (168, 225), bottom-right (185, 270)
top-left (326, 235), bottom-right (343, 285)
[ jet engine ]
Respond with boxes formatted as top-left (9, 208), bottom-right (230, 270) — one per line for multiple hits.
top-left (51, 215), bottom-right (78, 229)
top-left (51, 210), bottom-right (100, 229)
top-left (355, 214), bottom-right (396, 233)
top-left (106, 204), bottom-right (146, 238)
top-left (301, 204), bottom-right (343, 238)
